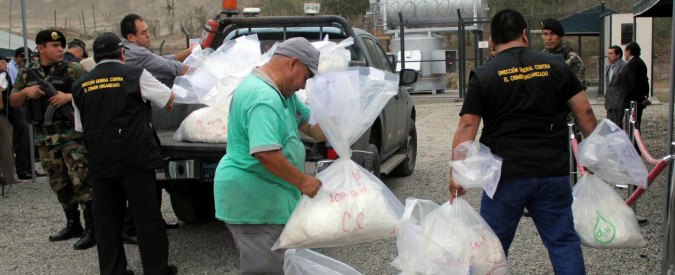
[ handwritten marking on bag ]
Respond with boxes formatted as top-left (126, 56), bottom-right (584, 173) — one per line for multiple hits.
top-left (342, 211), bottom-right (365, 233)
top-left (328, 185), bottom-right (368, 205)
top-left (593, 211), bottom-right (617, 244)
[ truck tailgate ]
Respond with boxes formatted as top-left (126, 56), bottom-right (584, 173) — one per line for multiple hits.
top-left (158, 131), bottom-right (227, 159)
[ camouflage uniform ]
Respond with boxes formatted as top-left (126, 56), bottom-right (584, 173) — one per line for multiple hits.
top-left (11, 61), bottom-right (91, 205)
top-left (544, 43), bottom-right (586, 128)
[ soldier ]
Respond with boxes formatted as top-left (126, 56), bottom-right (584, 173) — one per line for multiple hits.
top-left (541, 18), bottom-right (585, 152)
top-left (9, 29), bottom-right (95, 250)
top-left (541, 18), bottom-right (586, 88)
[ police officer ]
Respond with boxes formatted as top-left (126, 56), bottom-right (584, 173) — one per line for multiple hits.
top-left (71, 32), bottom-right (177, 275)
top-left (449, 9), bottom-right (597, 273)
top-left (9, 29), bottom-right (95, 250)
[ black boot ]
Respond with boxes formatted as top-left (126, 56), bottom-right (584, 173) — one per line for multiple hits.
top-left (74, 201), bottom-right (96, 250)
top-left (49, 204), bottom-right (84, 242)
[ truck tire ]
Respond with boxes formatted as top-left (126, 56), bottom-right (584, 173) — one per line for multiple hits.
top-left (364, 143), bottom-right (381, 179)
top-left (392, 118), bottom-right (417, 176)
top-left (167, 180), bottom-right (215, 224)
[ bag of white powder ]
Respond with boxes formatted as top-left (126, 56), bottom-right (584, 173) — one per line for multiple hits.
top-left (572, 173), bottom-right (646, 248)
top-left (273, 66), bottom-right (402, 250)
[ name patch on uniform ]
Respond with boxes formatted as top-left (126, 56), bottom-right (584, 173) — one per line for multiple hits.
top-left (497, 63), bottom-right (551, 83)
top-left (81, 76), bottom-right (124, 93)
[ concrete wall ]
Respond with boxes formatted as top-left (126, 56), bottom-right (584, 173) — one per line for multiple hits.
top-left (604, 13), bottom-right (653, 97)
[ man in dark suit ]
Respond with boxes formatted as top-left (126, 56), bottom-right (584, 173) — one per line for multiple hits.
top-left (604, 45), bottom-right (627, 127)
top-left (621, 42), bottom-right (650, 130)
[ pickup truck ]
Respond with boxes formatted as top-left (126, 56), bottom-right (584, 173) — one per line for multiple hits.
top-left (153, 15), bottom-right (419, 224)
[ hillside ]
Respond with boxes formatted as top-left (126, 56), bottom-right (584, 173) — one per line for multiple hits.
top-left (0, 0), bottom-right (670, 87)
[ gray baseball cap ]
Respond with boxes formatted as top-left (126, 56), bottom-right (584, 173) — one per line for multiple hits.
top-left (275, 37), bottom-right (319, 76)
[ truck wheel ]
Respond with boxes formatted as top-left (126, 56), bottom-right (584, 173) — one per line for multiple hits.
top-left (392, 118), bottom-right (417, 176)
top-left (167, 180), bottom-right (215, 224)
top-left (364, 143), bottom-right (381, 179)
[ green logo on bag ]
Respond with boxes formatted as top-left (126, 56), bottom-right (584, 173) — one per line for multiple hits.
top-left (593, 211), bottom-right (616, 244)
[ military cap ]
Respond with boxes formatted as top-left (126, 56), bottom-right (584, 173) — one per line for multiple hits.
top-left (68, 38), bottom-right (89, 58)
top-left (541, 18), bottom-right (565, 37)
top-left (35, 29), bottom-right (66, 48)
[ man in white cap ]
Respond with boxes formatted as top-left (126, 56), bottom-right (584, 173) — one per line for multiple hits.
top-left (213, 37), bottom-right (326, 273)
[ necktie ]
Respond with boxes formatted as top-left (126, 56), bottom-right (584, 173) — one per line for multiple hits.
top-left (608, 64), bottom-right (615, 83)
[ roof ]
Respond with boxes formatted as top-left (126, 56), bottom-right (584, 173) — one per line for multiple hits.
top-left (634, 0), bottom-right (673, 17)
top-left (0, 31), bottom-right (36, 52)
top-left (558, 4), bottom-right (619, 36)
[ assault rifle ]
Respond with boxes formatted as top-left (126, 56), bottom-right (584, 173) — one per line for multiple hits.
top-left (25, 68), bottom-right (74, 126)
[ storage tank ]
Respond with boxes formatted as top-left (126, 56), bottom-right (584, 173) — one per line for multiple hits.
top-left (384, 0), bottom-right (488, 28)
top-left (390, 33), bottom-right (447, 92)
top-left (381, 0), bottom-right (488, 93)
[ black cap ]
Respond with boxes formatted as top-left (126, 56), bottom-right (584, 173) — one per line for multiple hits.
top-left (93, 32), bottom-right (128, 60)
top-left (68, 38), bottom-right (89, 58)
top-left (541, 18), bottom-right (565, 37)
top-left (35, 29), bottom-right (66, 47)
top-left (14, 47), bottom-right (33, 58)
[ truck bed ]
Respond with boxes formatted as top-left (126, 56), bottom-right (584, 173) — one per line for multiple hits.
top-left (158, 131), bottom-right (227, 160)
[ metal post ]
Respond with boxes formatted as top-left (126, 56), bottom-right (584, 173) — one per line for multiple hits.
top-left (457, 9), bottom-right (464, 98)
top-left (629, 101), bottom-right (638, 213)
top-left (473, 31), bottom-right (480, 68)
top-left (398, 12), bottom-right (405, 70)
top-left (599, 2), bottom-right (605, 97)
top-left (20, 0), bottom-right (36, 183)
top-left (478, 31), bottom-right (484, 66)
top-left (568, 123), bottom-right (576, 187)
top-left (663, 3), bottom-right (675, 267)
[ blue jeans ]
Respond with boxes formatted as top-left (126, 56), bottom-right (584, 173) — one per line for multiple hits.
top-left (480, 176), bottom-right (586, 275)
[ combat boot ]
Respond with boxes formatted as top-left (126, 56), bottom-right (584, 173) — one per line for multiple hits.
top-left (49, 204), bottom-right (84, 242)
top-left (73, 201), bottom-right (96, 250)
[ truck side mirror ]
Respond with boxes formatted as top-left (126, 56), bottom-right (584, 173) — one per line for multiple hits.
top-left (399, 69), bottom-right (418, 86)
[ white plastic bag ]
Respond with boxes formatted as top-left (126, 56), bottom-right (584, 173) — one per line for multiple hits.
top-left (415, 199), bottom-right (509, 275)
top-left (172, 106), bottom-right (228, 143)
top-left (284, 249), bottom-right (363, 275)
top-left (304, 37), bottom-right (354, 117)
top-left (449, 140), bottom-right (502, 198)
top-left (316, 37), bottom-right (353, 72)
top-left (572, 173), bottom-right (646, 248)
top-left (273, 66), bottom-right (402, 250)
top-left (392, 198), bottom-right (440, 274)
top-left (173, 34), bottom-right (262, 104)
top-left (274, 158), bottom-right (403, 249)
top-left (578, 119), bottom-right (648, 188)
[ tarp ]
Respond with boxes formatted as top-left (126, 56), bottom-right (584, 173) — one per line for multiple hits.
top-left (634, 0), bottom-right (673, 17)
top-left (0, 31), bottom-right (36, 57)
top-left (558, 4), bottom-right (618, 36)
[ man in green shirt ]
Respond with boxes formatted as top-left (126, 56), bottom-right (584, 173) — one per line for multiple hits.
top-left (214, 37), bottom-right (325, 273)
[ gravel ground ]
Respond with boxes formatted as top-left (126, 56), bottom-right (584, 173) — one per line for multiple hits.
top-left (0, 97), bottom-right (671, 274)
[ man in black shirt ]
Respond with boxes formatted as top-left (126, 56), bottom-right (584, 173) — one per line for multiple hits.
top-left (72, 32), bottom-right (177, 275)
top-left (449, 9), bottom-right (596, 274)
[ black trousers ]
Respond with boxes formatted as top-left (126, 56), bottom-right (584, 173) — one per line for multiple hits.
top-left (9, 107), bottom-right (30, 174)
top-left (92, 171), bottom-right (169, 275)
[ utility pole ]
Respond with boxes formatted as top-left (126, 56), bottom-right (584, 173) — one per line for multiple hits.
top-left (81, 10), bottom-right (87, 35)
top-left (92, 1), bottom-right (97, 33)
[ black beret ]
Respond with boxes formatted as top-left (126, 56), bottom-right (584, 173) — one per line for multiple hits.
top-left (541, 18), bottom-right (565, 37)
top-left (35, 29), bottom-right (66, 48)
